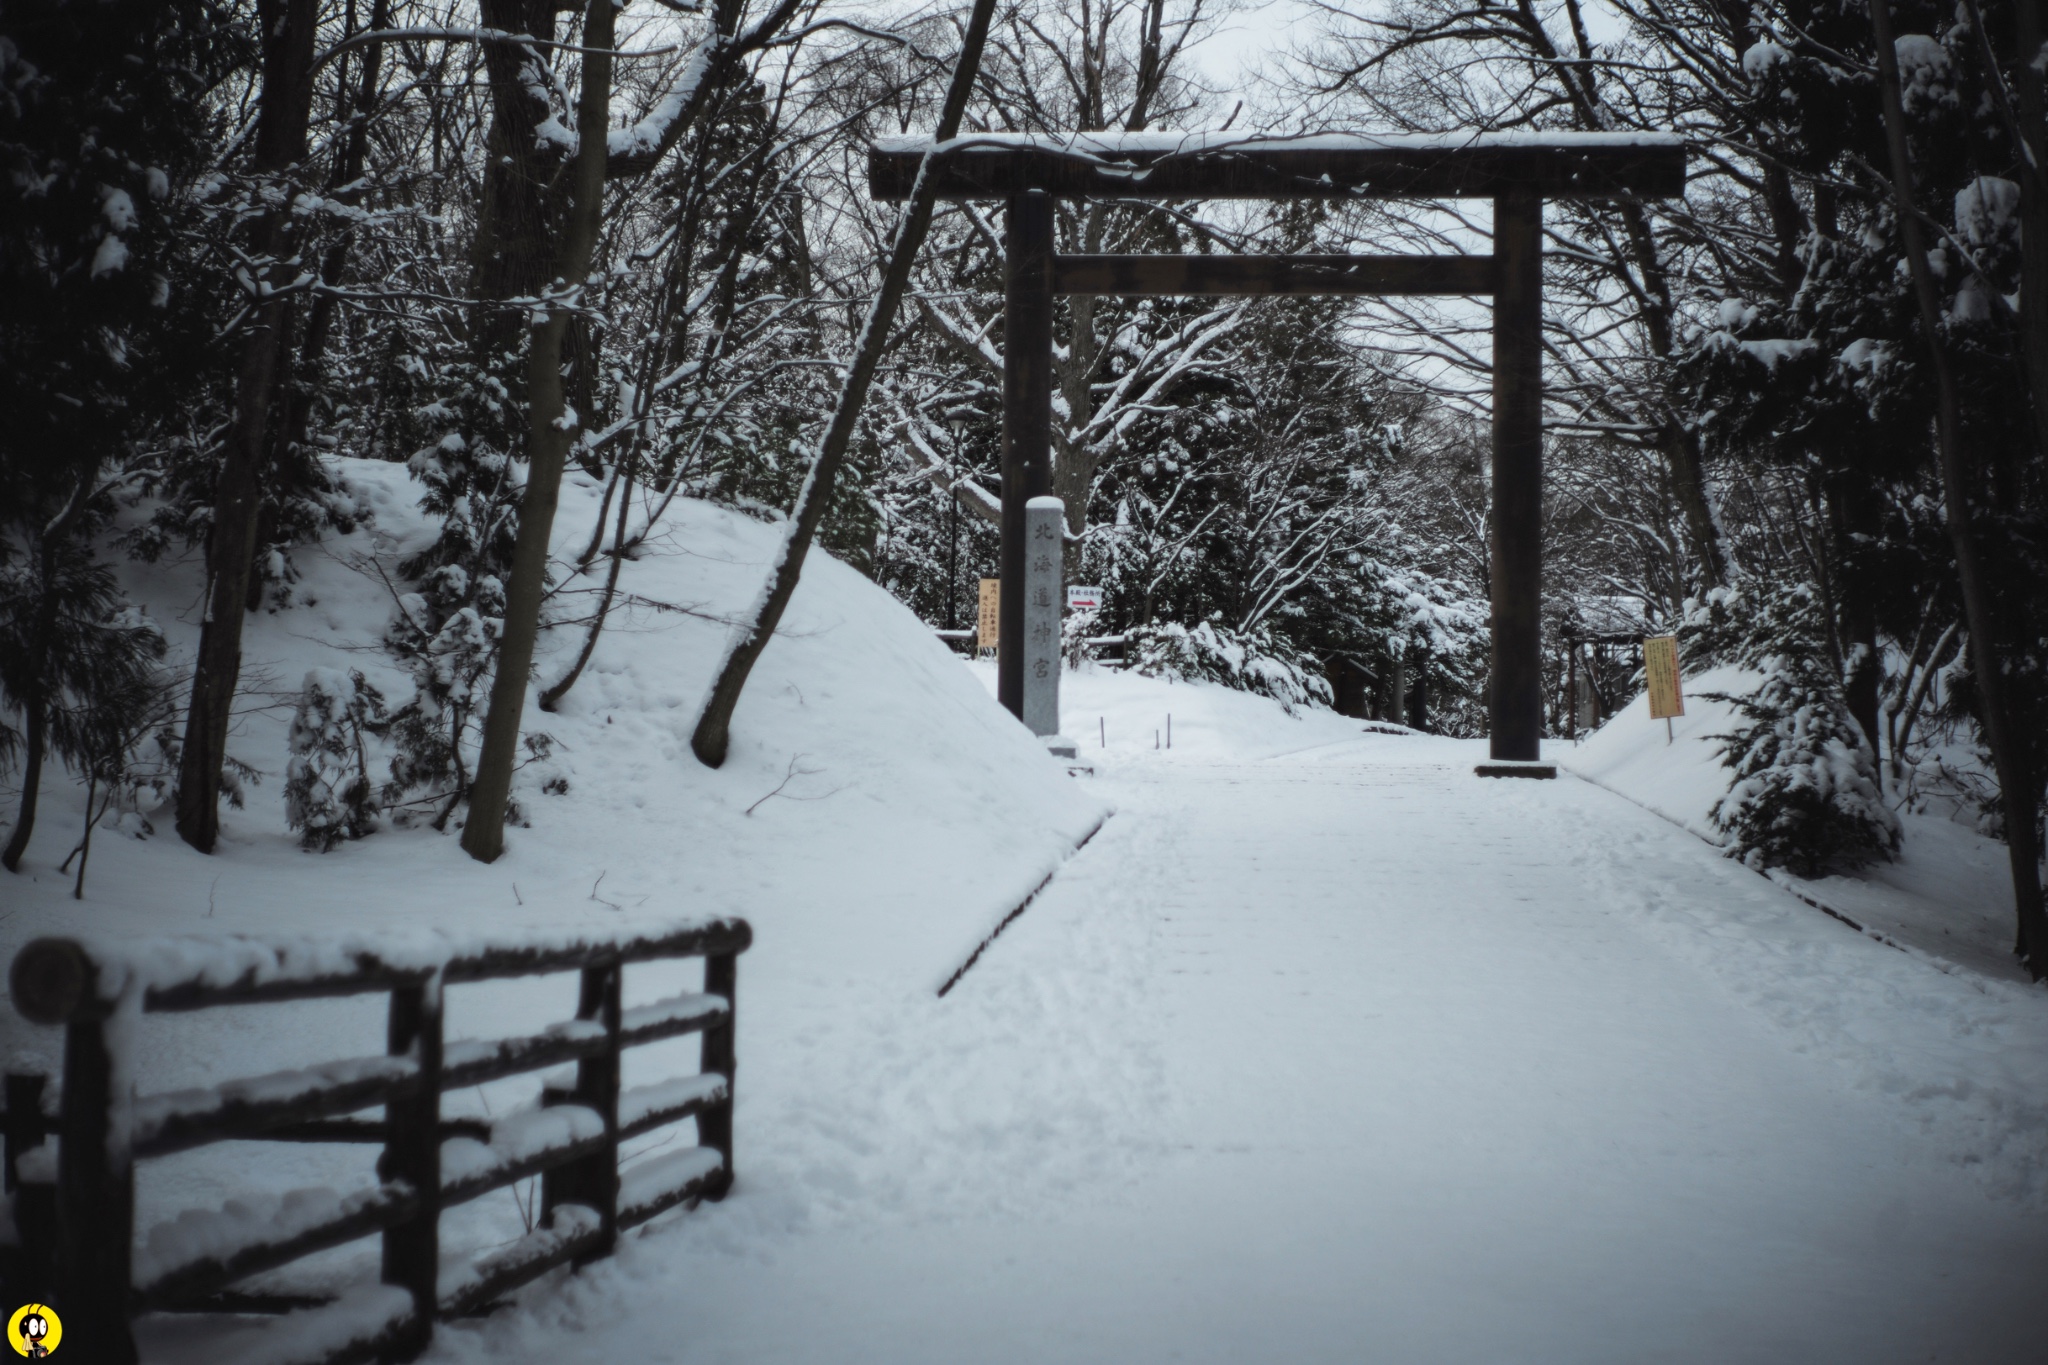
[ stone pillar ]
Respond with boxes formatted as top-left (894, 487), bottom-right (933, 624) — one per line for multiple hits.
top-left (1022, 496), bottom-right (1063, 736)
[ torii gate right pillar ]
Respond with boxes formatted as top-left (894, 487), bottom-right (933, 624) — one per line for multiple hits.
top-left (1489, 191), bottom-right (1545, 762)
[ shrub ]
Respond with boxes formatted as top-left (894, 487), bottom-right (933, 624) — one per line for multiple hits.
top-left (284, 668), bottom-right (387, 851)
top-left (1707, 647), bottom-right (1900, 876)
top-left (1126, 619), bottom-right (1332, 713)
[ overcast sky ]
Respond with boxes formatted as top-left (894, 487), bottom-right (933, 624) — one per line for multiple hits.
top-left (1183, 0), bottom-right (1632, 112)
top-left (1184, 0), bottom-right (1323, 95)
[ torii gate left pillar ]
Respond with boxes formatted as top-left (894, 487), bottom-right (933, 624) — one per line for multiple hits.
top-left (1488, 191), bottom-right (1544, 761)
top-left (999, 192), bottom-right (1055, 717)
top-left (870, 133), bottom-right (1685, 765)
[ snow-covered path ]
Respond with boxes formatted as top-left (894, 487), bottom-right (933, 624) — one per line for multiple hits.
top-left (428, 730), bottom-right (2048, 1365)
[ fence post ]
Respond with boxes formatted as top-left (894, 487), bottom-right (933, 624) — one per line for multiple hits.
top-left (543, 960), bottom-right (620, 1259)
top-left (4, 1071), bottom-right (55, 1304)
top-left (380, 978), bottom-right (442, 1361)
top-left (3, 1071), bottom-right (43, 1193)
top-left (698, 952), bottom-right (737, 1196)
top-left (57, 1018), bottom-right (137, 1363)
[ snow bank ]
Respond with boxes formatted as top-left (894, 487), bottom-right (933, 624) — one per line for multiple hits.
top-left (1562, 662), bottom-right (1760, 840)
top-left (1559, 663), bottom-right (2030, 983)
top-left (0, 455), bottom-right (1101, 991)
top-left (1003, 657), bottom-right (1368, 764)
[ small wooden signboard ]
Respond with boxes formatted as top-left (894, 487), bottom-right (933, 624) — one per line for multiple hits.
top-left (1644, 635), bottom-right (1684, 720)
top-left (977, 578), bottom-right (1000, 652)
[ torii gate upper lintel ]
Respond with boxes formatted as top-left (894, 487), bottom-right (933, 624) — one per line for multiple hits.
top-left (868, 131), bottom-right (1686, 766)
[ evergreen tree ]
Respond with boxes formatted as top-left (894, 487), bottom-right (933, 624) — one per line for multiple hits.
top-left (283, 668), bottom-right (387, 851)
top-left (1698, 583), bottom-right (1902, 875)
top-left (0, 0), bottom-right (234, 870)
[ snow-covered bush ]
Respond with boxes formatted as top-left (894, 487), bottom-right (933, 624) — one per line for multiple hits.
top-left (1126, 619), bottom-right (1332, 713)
top-left (1706, 652), bottom-right (1900, 877)
top-left (284, 668), bottom-right (388, 852)
top-left (381, 565), bottom-right (501, 828)
top-left (1063, 605), bottom-right (1104, 668)
top-left (1679, 581), bottom-right (1776, 668)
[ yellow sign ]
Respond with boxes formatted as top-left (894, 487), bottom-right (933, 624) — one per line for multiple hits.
top-left (1644, 635), bottom-right (1684, 720)
top-left (8, 1304), bottom-right (60, 1358)
top-left (977, 578), bottom-right (1000, 652)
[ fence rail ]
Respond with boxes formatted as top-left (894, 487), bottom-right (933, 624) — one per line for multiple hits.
top-left (1, 917), bottom-right (750, 1364)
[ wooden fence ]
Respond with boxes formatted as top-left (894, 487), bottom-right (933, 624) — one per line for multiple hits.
top-left (1, 917), bottom-right (750, 1364)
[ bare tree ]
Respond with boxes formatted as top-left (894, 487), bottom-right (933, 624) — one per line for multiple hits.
top-left (690, 0), bottom-right (1001, 768)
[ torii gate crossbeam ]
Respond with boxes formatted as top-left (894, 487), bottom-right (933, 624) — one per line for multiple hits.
top-left (870, 132), bottom-right (1685, 767)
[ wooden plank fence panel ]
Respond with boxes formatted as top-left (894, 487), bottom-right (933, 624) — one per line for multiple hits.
top-left (2, 919), bottom-right (746, 1365)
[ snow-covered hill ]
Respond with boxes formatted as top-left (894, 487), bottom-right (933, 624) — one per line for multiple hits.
top-left (0, 458), bottom-right (1102, 970)
top-left (0, 458), bottom-right (1106, 1335)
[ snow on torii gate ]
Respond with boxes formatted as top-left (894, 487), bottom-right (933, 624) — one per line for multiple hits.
top-left (870, 131), bottom-right (1685, 768)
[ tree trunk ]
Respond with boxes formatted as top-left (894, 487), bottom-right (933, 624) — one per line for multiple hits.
top-left (1829, 478), bottom-right (1883, 753)
top-left (1, 685), bottom-right (47, 873)
top-left (1840, 586), bottom-right (1881, 759)
top-left (1871, 0), bottom-right (2048, 976)
top-left (245, 0), bottom-right (393, 617)
top-left (1, 465), bottom-right (95, 873)
top-left (462, 0), bottom-right (617, 863)
top-left (2013, 0), bottom-right (2048, 462)
top-left (287, 0), bottom-right (390, 446)
top-left (1658, 420), bottom-right (1729, 596)
top-left (174, 0), bottom-right (319, 853)
top-left (540, 448), bottom-right (635, 711)
top-left (689, 0), bottom-right (1000, 768)
top-left (470, 0), bottom-right (563, 368)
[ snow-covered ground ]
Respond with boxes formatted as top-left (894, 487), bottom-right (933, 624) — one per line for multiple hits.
top-left (1560, 663), bottom-right (2033, 984)
top-left (402, 684), bottom-right (2048, 1364)
top-left (0, 462), bottom-right (1104, 1356)
top-left (0, 460), bottom-right (1102, 966)
top-left (6, 475), bottom-right (2046, 1360)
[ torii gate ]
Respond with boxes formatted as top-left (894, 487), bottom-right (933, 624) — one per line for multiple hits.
top-left (870, 132), bottom-right (1685, 771)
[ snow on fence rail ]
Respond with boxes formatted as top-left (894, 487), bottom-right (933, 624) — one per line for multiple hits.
top-left (0, 916), bottom-right (751, 1364)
